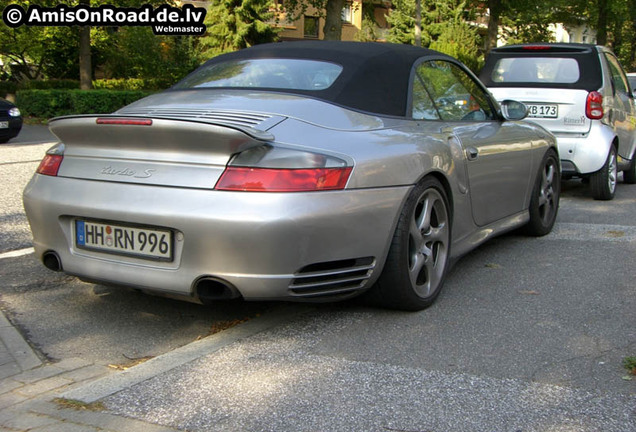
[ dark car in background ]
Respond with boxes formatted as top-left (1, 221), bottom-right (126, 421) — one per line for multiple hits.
top-left (0, 98), bottom-right (22, 143)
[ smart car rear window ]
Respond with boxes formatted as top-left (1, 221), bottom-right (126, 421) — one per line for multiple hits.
top-left (173, 59), bottom-right (343, 91)
top-left (490, 57), bottom-right (580, 84)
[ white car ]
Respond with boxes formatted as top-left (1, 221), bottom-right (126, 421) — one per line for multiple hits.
top-left (628, 72), bottom-right (636, 97)
top-left (481, 44), bottom-right (636, 200)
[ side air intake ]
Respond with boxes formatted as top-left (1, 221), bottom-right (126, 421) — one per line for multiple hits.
top-left (289, 257), bottom-right (376, 298)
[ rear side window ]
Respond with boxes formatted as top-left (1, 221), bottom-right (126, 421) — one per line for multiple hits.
top-left (174, 59), bottom-right (343, 91)
top-left (490, 57), bottom-right (580, 84)
top-left (603, 53), bottom-right (629, 95)
top-left (414, 60), bottom-right (496, 121)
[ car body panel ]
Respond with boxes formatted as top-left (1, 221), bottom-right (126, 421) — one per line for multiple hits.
top-left (24, 174), bottom-right (409, 300)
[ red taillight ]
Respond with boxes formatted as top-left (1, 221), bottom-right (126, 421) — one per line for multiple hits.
top-left (586, 91), bottom-right (603, 120)
top-left (522, 45), bottom-right (551, 50)
top-left (36, 154), bottom-right (63, 177)
top-left (215, 167), bottom-right (353, 192)
top-left (96, 118), bottom-right (152, 126)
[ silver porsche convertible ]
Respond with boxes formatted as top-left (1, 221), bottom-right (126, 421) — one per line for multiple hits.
top-left (23, 41), bottom-right (560, 311)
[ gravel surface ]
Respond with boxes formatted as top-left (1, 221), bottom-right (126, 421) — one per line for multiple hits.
top-left (105, 310), bottom-right (636, 432)
top-left (1, 141), bottom-right (53, 253)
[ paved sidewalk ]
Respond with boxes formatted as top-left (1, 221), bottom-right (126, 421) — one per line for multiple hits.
top-left (0, 310), bottom-right (180, 432)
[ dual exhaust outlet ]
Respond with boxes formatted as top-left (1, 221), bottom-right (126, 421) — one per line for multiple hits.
top-left (40, 251), bottom-right (240, 302)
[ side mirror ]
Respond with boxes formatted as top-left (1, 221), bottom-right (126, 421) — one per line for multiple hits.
top-left (500, 100), bottom-right (528, 121)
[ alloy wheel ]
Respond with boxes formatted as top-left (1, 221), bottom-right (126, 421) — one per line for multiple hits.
top-left (408, 188), bottom-right (449, 298)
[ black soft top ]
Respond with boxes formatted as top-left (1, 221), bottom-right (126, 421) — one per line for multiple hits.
top-left (480, 43), bottom-right (603, 91)
top-left (176, 41), bottom-right (453, 117)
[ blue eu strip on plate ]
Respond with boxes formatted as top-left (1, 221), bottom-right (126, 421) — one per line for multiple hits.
top-left (76, 220), bottom-right (85, 246)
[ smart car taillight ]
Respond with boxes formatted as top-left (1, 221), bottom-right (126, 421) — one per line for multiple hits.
top-left (36, 154), bottom-right (63, 177)
top-left (586, 91), bottom-right (603, 120)
top-left (215, 167), bottom-right (352, 192)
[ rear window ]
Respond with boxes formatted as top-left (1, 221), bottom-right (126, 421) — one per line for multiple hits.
top-left (490, 57), bottom-right (580, 84)
top-left (479, 45), bottom-right (603, 91)
top-left (173, 59), bottom-right (343, 91)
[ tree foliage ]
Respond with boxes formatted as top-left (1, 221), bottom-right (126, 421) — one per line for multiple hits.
top-left (387, 0), bottom-right (483, 71)
top-left (200, 0), bottom-right (279, 56)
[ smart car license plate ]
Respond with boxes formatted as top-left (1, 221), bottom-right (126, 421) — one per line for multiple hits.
top-left (75, 220), bottom-right (173, 261)
top-left (0, 121), bottom-right (8, 129)
top-left (527, 104), bottom-right (558, 118)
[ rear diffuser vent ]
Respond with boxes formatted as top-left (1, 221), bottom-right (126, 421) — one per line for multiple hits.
top-left (289, 257), bottom-right (376, 298)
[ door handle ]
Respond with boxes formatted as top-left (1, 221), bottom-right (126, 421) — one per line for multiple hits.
top-left (466, 147), bottom-right (479, 160)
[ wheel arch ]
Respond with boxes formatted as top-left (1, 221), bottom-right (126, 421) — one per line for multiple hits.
top-left (415, 170), bottom-right (454, 220)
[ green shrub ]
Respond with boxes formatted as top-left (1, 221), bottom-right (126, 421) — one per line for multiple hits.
top-left (92, 78), bottom-right (173, 91)
top-left (0, 81), bottom-right (18, 97)
top-left (19, 79), bottom-right (80, 90)
top-left (16, 90), bottom-right (74, 118)
top-left (16, 89), bottom-right (155, 118)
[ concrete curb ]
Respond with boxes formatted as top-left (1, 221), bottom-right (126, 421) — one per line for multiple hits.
top-left (61, 305), bottom-right (312, 403)
top-left (0, 311), bottom-right (42, 373)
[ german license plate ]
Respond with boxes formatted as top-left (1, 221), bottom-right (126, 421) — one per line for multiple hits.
top-left (0, 121), bottom-right (8, 129)
top-left (75, 219), bottom-right (173, 261)
top-left (527, 104), bottom-right (558, 118)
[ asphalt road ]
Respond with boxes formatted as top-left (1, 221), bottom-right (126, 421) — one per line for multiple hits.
top-left (1, 126), bottom-right (635, 430)
top-left (101, 179), bottom-right (635, 431)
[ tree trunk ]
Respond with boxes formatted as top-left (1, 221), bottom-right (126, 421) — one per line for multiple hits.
top-left (595, 0), bottom-right (608, 45)
top-left (323, 0), bottom-right (344, 40)
top-left (414, 0), bottom-right (421, 47)
top-left (79, 0), bottom-right (92, 90)
top-left (485, 0), bottom-right (501, 53)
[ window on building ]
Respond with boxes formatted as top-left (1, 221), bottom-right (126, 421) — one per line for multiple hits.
top-left (304, 16), bottom-right (319, 38)
top-left (342, 4), bottom-right (353, 23)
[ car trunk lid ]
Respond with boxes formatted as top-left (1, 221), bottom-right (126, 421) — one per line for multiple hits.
top-left (49, 114), bottom-right (281, 189)
top-left (488, 87), bottom-right (593, 135)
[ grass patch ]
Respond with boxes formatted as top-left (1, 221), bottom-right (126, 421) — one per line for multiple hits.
top-left (605, 230), bottom-right (625, 238)
top-left (53, 398), bottom-right (105, 411)
top-left (623, 356), bottom-right (636, 375)
top-left (209, 317), bottom-right (252, 335)
top-left (23, 117), bottom-right (48, 125)
top-left (108, 355), bottom-right (154, 371)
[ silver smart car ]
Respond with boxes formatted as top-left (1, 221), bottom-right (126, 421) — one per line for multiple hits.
top-left (24, 41), bottom-right (559, 311)
top-left (481, 43), bottom-right (636, 200)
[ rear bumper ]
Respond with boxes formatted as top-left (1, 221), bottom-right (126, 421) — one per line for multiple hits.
top-left (0, 117), bottom-right (22, 141)
top-left (554, 122), bottom-right (615, 175)
top-left (23, 175), bottom-right (409, 301)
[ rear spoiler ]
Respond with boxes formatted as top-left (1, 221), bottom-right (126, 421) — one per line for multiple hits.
top-left (49, 113), bottom-right (283, 142)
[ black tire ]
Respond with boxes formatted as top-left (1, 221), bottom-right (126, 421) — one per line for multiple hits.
top-left (590, 147), bottom-right (617, 200)
top-left (369, 177), bottom-right (451, 311)
top-left (623, 156), bottom-right (636, 184)
top-left (525, 148), bottom-right (560, 236)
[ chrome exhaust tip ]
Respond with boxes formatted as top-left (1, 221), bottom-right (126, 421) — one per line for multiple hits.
top-left (194, 277), bottom-right (241, 304)
top-left (42, 251), bottom-right (62, 272)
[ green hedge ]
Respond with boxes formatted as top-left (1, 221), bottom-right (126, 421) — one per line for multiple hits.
top-left (93, 78), bottom-right (173, 91)
top-left (16, 89), bottom-right (155, 118)
top-left (19, 79), bottom-right (80, 90)
top-left (0, 81), bottom-right (18, 96)
top-left (1, 78), bottom-right (168, 99)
